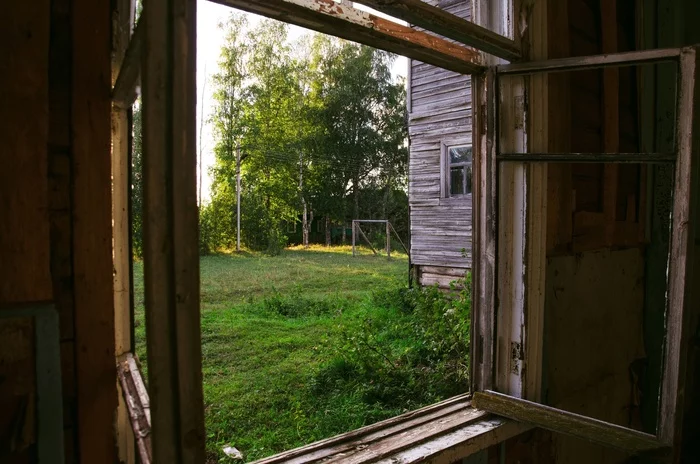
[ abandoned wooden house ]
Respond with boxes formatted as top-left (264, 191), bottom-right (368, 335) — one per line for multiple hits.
top-left (408, 0), bottom-right (474, 288)
top-left (2, 0), bottom-right (700, 463)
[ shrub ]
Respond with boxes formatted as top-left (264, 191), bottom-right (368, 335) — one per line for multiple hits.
top-left (314, 274), bottom-right (471, 409)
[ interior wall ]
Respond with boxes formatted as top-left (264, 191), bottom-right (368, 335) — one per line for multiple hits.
top-left (541, 0), bottom-right (649, 462)
top-left (0, 0), bottom-right (116, 462)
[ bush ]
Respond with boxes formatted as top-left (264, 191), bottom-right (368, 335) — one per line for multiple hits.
top-left (313, 274), bottom-right (471, 409)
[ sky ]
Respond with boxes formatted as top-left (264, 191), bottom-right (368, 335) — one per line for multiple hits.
top-left (195, 0), bottom-right (408, 203)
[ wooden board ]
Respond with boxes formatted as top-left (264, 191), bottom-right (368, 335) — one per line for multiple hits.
top-left (473, 391), bottom-right (665, 454)
top-left (72, 0), bottom-right (117, 460)
top-left (0, 0), bottom-right (52, 305)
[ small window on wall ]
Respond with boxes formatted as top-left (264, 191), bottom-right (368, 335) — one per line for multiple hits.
top-left (286, 221), bottom-right (297, 233)
top-left (443, 144), bottom-right (472, 197)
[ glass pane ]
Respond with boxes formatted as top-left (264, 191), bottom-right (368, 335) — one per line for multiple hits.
top-left (450, 166), bottom-right (464, 195)
top-left (449, 146), bottom-right (472, 164)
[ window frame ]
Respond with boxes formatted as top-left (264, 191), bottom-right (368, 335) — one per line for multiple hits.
top-left (471, 46), bottom-right (700, 456)
top-left (441, 140), bottom-right (473, 199)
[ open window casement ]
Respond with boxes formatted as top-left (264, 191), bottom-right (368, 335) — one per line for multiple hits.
top-left (471, 47), bottom-right (700, 459)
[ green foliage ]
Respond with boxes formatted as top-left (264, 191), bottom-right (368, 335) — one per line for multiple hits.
top-left (315, 274), bottom-right (471, 409)
top-left (131, 101), bottom-right (144, 258)
top-left (133, 248), bottom-right (412, 462)
top-left (203, 15), bottom-right (409, 255)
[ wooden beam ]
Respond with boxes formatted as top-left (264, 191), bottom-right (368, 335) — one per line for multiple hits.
top-left (497, 47), bottom-right (681, 75)
top-left (659, 46), bottom-right (699, 460)
top-left (353, 0), bottom-right (520, 61)
top-left (113, 19), bottom-right (143, 109)
top-left (472, 391), bottom-right (667, 454)
top-left (117, 353), bottom-right (152, 464)
top-left (73, 0), bottom-right (118, 460)
top-left (142, 0), bottom-right (205, 461)
top-left (209, 0), bottom-right (484, 74)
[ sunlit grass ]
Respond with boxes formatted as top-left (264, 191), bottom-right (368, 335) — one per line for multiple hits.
top-left (133, 247), bottom-right (408, 462)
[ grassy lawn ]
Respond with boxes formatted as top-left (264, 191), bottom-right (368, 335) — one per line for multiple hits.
top-left (133, 246), bottom-right (417, 462)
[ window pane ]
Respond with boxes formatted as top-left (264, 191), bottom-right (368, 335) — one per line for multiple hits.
top-left (450, 166), bottom-right (464, 195)
top-left (449, 146), bottom-right (472, 164)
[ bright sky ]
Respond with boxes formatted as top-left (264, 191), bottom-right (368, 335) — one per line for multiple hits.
top-left (196, 0), bottom-right (408, 203)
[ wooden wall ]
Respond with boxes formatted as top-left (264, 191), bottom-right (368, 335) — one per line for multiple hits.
top-left (409, 0), bottom-right (473, 273)
top-left (0, 0), bottom-right (116, 462)
top-left (541, 0), bottom-right (663, 462)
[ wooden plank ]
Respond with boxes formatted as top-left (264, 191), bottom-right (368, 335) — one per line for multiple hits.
top-left (142, 0), bottom-right (206, 461)
top-left (72, 0), bottom-right (117, 461)
top-left (254, 395), bottom-right (473, 464)
top-left (112, 19), bottom-right (143, 109)
top-left (659, 46), bottom-right (699, 459)
top-left (471, 69), bottom-right (497, 393)
top-left (210, 0), bottom-right (484, 74)
top-left (331, 409), bottom-right (488, 464)
top-left (497, 47), bottom-right (681, 75)
top-left (472, 391), bottom-right (666, 453)
top-left (112, 2), bottom-right (136, 462)
top-left (0, 0), bottom-right (52, 305)
top-left (372, 418), bottom-right (529, 464)
top-left (117, 353), bottom-right (152, 464)
top-left (497, 153), bottom-right (675, 162)
top-left (353, 0), bottom-right (520, 61)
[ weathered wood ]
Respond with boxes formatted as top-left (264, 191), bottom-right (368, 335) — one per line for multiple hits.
top-left (0, 0), bottom-right (52, 304)
top-left (142, 0), bottom-right (206, 461)
top-left (471, 69), bottom-right (497, 393)
top-left (112, 1), bottom-right (136, 462)
top-left (353, 0), bottom-right (520, 61)
top-left (117, 353), bottom-right (152, 464)
top-left (497, 47), bottom-right (681, 75)
top-left (112, 19), bottom-right (143, 109)
top-left (659, 46), bottom-right (699, 457)
top-left (254, 394), bottom-right (474, 464)
top-left (72, 0), bottom-right (118, 460)
top-left (497, 153), bottom-right (675, 163)
top-left (211, 0), bottom-right (484, 74)
top-left (252, 394), bottom-right (528, 464)
top-left (472, 391), bottom-right (666, 453)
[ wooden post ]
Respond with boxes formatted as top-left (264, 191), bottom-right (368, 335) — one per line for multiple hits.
top-left (386, 220), bottom-right (391, 259)
top-left (142, 0), bottom-right (205, 461)
top-left (352, 220), bottom-right (356, 256)
top-left (236, 141), bottom-right (241, 252)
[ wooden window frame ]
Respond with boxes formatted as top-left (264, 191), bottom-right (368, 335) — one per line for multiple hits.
top-left (107, 0), bottom-right (546, 463)
top-left (472, 46), bottom-right (699, 458)
top-left (441, 141), bottom-right (473, 198)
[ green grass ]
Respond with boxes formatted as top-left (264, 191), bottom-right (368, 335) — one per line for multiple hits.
top-left (133, 246), bottom-right (411, 462)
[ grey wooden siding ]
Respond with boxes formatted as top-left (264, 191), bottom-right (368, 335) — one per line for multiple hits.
top-left (408, 0), bottom-right (472, 269)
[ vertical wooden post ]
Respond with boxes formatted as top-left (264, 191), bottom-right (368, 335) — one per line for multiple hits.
top-left (352, 220), bottom-right (356, 256)
top-left (112, 1), bottom-right (136, 461)
top-left (386, 220), bottom-right (391, 259)
top-left (142, 0), bottom-right (205, 461)
top-left (236, 140), bottom-right (241, 252)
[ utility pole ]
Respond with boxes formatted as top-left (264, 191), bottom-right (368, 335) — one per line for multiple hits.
top-left (236, 140), bottom-right (241, 252)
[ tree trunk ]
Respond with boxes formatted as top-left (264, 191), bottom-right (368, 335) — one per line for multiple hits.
top-left (302, 198), bottom-right (308, 248)
top-left (325, 216), bottom-right (331, 247)
top-left (353, 174), bottom-right (360, 220)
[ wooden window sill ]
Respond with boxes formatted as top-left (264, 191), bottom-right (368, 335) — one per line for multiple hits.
top-left (252, 394), bottom-right (530, 464)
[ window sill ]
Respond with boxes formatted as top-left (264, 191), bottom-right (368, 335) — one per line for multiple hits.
top-left (252, 394), bottom-right (531, 464)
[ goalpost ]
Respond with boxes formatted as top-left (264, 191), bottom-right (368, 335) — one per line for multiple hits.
top-left (351, 219), bottom-right (408, 258)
